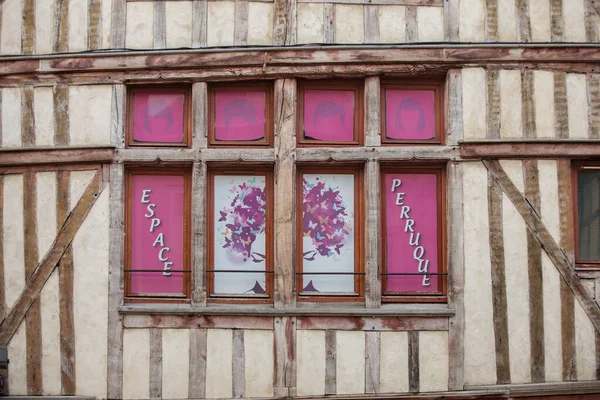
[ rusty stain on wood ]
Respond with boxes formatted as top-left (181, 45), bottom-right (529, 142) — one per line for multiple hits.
top-left (53, 0), bottom-right (69, 52)
top-left (53, 85), bottom-right (69, 146)
top-left (22, 0), bottom-right (35, 55)
top-left (192, 0), bottom-right (208, 47)
top-left (22, 86), bottom-right (35, 147)
top-left (154, 1), bottom-right (167, 49)
top-left (487, 70), bottom-right (501, 139)
top-left (88, 0), bottom-right (102, 50)
top-left (587, 74), bottom-right (600, 139)
top-left (234, 0), bottom-right (249, 46)
top-left (485, 0), bottom-right (498, 41)
top-left (232, 329), bottom-right (245, 398)
top-left (149, 328), bottom-right (163, 398)
top-left (365, 331), bottom-right (380, 394)
top-left (554, 72), bottom-right (568, 139)
top-left (550, 0), bottom-right (563, 42)
top-left (408, 331), bottom-right (419, 393)
top-left (324, 4), bottom-right (335, 43)
top-left (405, 6), bottom-right (417, 42)
top-left (189, 328), bottom-right (207, 399)
top-left (515, 0), bottom-right (531, 42)
top-left (325, 329), bottom-right (336, 395)
top-left (521, 70), bottom-right (536, 139)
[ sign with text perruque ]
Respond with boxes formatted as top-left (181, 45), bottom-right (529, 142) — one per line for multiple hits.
top-left (303, 90), bottom-right (355, 142)
top-left (301, 174), bottom-right (355, 293)
top-left (131, 174), bottom-right (185, 295)
top-left (385, 90), bottom-right (435, 141)
top-left (214, 91), bottom-right (266, 142)
top-left (384, 173), bottom-right (438, 292)
top-left (213, 175), bottom-right (267, 294)
top-left (133, 91), bottom-right (185, 143)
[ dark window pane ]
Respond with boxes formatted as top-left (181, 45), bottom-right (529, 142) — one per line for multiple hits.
top-left (578, 170), bottom-right (600, 260)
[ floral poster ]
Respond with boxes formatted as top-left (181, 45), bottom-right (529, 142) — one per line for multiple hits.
top-left (385, 89), bottom-right (435, 140)
top-left (214, 91), bottom-right (266, 142)
top-left (213, 175), bottom-right (267, 294)
top-left (133, 91), bottom-right (185, 143)
top-left (303, 90), bottom-right (355, 142)
top-left (301, 174), bottom-right (355, 293)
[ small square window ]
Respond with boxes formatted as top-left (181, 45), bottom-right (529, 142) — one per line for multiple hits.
top-left (574, 164), bottom-right (600, 267)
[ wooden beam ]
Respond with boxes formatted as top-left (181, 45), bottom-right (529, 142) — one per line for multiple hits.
top-left (460, 141), bottom-right (600, 159)
top-left (297, 0), bottom-right (441, 4)
top-left (149, 328), bottom-right (162, 398)
top-left (365, 331), bottom-right (380, 394)
top-left (123, 314), bottom-right (275, 329)
top-left (521, 69), bottom-right (535, 139)
top-left (232, 330), bottom-right (245, 398)
top-left (192, 0), bottom-right (208, 47)
top-left (191, 162), bottom-right (207, 305)
top-left (405, 6), bottom-right (417, 42)
top-left (296, 316), bottom-right (448, 331)
top-left (53, 0), bottom-right (69, 52)
top-left (111, 0), bottom-right (127, 48)
top-left (486, 69), bottom-right (501, 139)
top-left (444, 0), bottom-right (459, 41)
top-left (22, 86), bottom-right (34, 147)
top-left (408, 331), bottom-right (419, 393)
top-left (188, 328), bottom-right (207, 399)
top-left (0, 176), bottom-right (4, 321)
top-left (0, 147), bottom-right (115, 166)
top-left (554, 72), bottom-right (568, 139)
top-left (364, 5), bottom-right (379, 44)
top-left (53, 85), bottom-right (69, 146)
top-left (234, 0), bottom-right (249, 46)
top-left (550, 0), bottom-right (563, 42)
top-left (446, 69), bottom-right (463, 146)
top-left (485, 0), bottom-right (498, 42)
top-left (273, 0), bottom-right (296, 45)
top-left (325, 330), bottom-right (336, 395)
top-left (88, 0), bottom-right (102, 50)
top-left (365, 160), bottom-right (381, 309)
top-left (22, 0), bottom-right (35, 55)
top-left (587, 74), bottom-right (600, 139)
top-left (154, 1), bottom-right (167, 49)
top-left (515, 0), bottom-right (531, 42)
top-left (274, 316), bottom-right (295, 397)
top-left (324, 4), bottom-right (335, 44)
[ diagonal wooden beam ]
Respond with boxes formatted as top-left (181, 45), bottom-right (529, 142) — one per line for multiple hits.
top-left (0, 169), bottom-right (104, 346)
top-left (483, 159), bottom-right (600, 334)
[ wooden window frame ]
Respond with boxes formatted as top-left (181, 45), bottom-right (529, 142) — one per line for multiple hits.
top-left (296, 164), bottom-right (365, 302)
top-left (206, 165), bottom-right (275, 303)
top-left (380, 163), bottom-right (447, 303)
top-left (572, 162), bottom-right (600, 269)
top-left (380, 78), bottom-right (445, 145)
top-left (208, 82), bottom-right (275, 148)
top-left (297, 80), bottom-right (364, 147)
top-left (124, 165), bottom-right (192, 303)
top-left (126, 85), bottom-right (192, 148)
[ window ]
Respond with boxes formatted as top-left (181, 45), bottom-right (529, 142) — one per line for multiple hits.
top-left (380, 165), bottom-right (446, 302)
top-left (574, 163), bottom-right (600, 267)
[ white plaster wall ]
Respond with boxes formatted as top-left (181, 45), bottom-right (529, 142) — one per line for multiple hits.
top-left (244, 330), bottom-right (274, 397)
top-left (2, 88), bottom-right (22, 148)
top-left (379, 331), bottom-right (408, 393)
top-left (336, 330), bottom-right (365, 394)
top-left (69, 85), bottom-right (112, 145)
top-left (3, 174), bottom-right (24, 312)
top-left (101, 0), bottom-right (112, 48)
top-left (68, 0), bottom-right (88, 52)
top-left (500, 70), bottom-right (523, 138)
top-left (69, 170), bottom-right (96, 212)
top-left (162, 329), bottom-right (190, 399)
top-left (563, 0), bottom-right (586, 42)
top-left (207, 2), bottom-right (235, 47)
top-left (497, 0), bottom-right (516, 41)
top-left (34, 87), bottom-right (55, 147)
top-left (463, 162), bottom-right (497, 385)
top-left (248, 3), bottom-right (274, 45)
top-left (72, 174), bottom-right (109, 398)
top-left (125, 2), bottom-right (154, 49)
top-left (459, 0), bottom-right (484, 42)
top-left (462, 68), bottom-right (486, 139)
top-left (206, 329), bottom-right (233, 398)
top-left (123, 329), bottom-right (150, 400)
top-left (296, 330), bottom-right (325, 396)
top-left (378, 6), bottom-right (405, 43)
top-left (529, 0), bottom-right (551, 42)
top-left (7, 322), bottom-right (26, 395)
top-left (567, 73), bottom-right (589, 139)
top-left (1, 0), bottom-right (22, 54)
top-left (166, 2), bottom-right (193, 49)
top-left (297, 4), bottom-right (324, 44)
top-left (35, 0), bottom-right (54, 54)
top-left (335, 5), bottom-right (364, 44)
top-left (534, 71), bottom-right (555, 139)
top-left (575, 301), bottom-right (596, 381)
top-left (419, 331), bottom-right (448, 392)
top-left (417, 7), bottom-right (443, 42)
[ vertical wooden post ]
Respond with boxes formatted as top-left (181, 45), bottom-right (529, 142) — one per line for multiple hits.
top-left (192, 0), bottom-right (208, 47)
top-left (405, 6), bottom-right (417, 42)
top-left (486, 70), bottom-right (501, 139)
top-left (364, 331), bottom-right (380, 394)
top-left (444, 0), bottom-right (459, 41)
top-left (364, 6), bottom-right (379, 44)
top-left (234, 0), bottom-right (249, 46)
top-left (485, 0), bottom-right (498, 41)
top-left (324, 4), bottom-right (335, 44)
top-left (189, 328), bottom-right (207, 399)
top-left (325, 329), bottom-right (336, 395)
top-left (110, 0), bottom-right (127, 48)
top-left (88, 0), bottom-right (102, 50)
top-left (408, 331), bottom-right (419, 393)
top-left (149, 329), bottom-right (163, 398)
top-left (154, 1), bottom-right (166, 49)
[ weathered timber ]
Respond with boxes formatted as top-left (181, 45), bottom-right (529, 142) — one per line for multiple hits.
top-left (298, 0), bottom-right (441, 3)
top-left (234, 0), bottom-right (249, 46)
top-left (405, 6), bottom-right (417, 42)
top-left (561, 279), bottom-right (576, 381)
top-left (325, 330), bottom-right (336, 395)
top-left (273, 0), bottom-right (296, 45)
top-left (154, 1), bottom-right (167, 49)
top-left (585, 0), bottom-right (599, 42)
top-left (149, 328), bottom-right (162, 398)
top-left (53, 85), bottom-right (69, 146)
top-left (408, 331), bottom-right (419, 393)
top-left (53, 0), bottom-right (69, 52)
top-left (486, 69), bottom-right (501, 139)
top-left (364, 76), bottom-right (380, 147)
top-left (191, 162), bottom-right (207, 305)
top-left (110, 0), bottom-right (127, 48)
top-left (596, 329), bottom-right (600, 380)
top-left (588, 74), bottom-right (600, 139)
top-left (446, 69), bottom-right (463, 146)
top-left (192, 0), bottom-right (208, 47)
top-left (274, 316), bottom-right (295, 397)
top-left (554, 72), bottom-right (568, 139)
top-left (232, 330), bottom-right (245, 398)
top-left (515, 0), bottom-right (531, 42)
top-left (485, 0), bottom-right (499, 42)
top-left (22, 0), bottom-right (35, 55)
top-left (88, 0), bottom-right (102, 50)
top-left (123, 314), bottom-right (275, 329)
top-left (192, 82), bottom-right (208, 149)
top-left (0, 147), bottom-right (115, 166)
top-left (110, 84), bottom-right (125, 149)
top-left (22, 86), bottom-right (34, 147)
top-left (365, 331), bottom-right (380, 394)
top-left (364, 6), bottom-right (379, 44)
top-left (324, 4), bottom-right (335, 44)
top-left (0, 176), bottom-right (4, 320)
top-left (189, 328), bottom-right (207, 399)
top-left (550, 0), bottom-right (563, 42)
top-left (521, 70), bottom-right (536, 139)
top-left (467, 380), bottom-right (600, 396)
top-left (365, 161), bottom-right (381, 309)
top-left (444, 0), bottom-right (459, 41)
top-left (460, 141), bottom-right (600, 159)
top-left (297, 146), bottom-right (458, 161)
top-left (296, 316), bottom-right (448, 331)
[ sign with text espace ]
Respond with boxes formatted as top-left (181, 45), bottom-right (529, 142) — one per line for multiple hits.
top-left (384, 172), bottom-right (439, 293)
top-left (130, 174), bottom-right (185, 295)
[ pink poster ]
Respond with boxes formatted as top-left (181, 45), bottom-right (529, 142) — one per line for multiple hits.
top-left (385, 90), bottom-right (435, 140)
top-left (133, 91), bottom-right (185, 143)
top-left (384, 173), bottom-right (438, 293)
top-left (214, 91), bottom-right (266, 141)
top-left (303, 90), bottom-right (355, 142)
top-left (131, 174), bottom-right (185, 295)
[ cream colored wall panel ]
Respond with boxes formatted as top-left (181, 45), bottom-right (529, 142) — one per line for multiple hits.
top-left (206, 329), bottom-right (233, 398)
top-left (462, 68), bottom-right (486, 139)
top-left (296, 330), bottom-right (325, 396)
top-left (378, 6), bottom-right (405, 43)
top-left (245, 330), bottom-right (274, 397)
top-left (72, 184), bottom-right (109, 398)
top-left (500, 70), bottom-right (523, 138)
top-left (1, 0), bottom-right (22, 54)
top-left (4, 174), bottom-right (24, 312)
top-left (459, 0), bottom-right (484, 42)
top-left (69, 85), bottom-right (112, 145)
top-left (575, 301), bottom-right (596, 381)
top-left (40, 270), bottom-right (61, 395)
top-left (297, 4), bottom-right (324, 44)
top-left (529, 0), bottom-right (551, 42)
top-left (123, 329), bottom-right (150, 399)
top-left (2, 88), bottom-right (22, 148)
top-left (499, 160), bottom-right (524, 192)
top-left (101, 0), bottom-right (112, 48)
top-left (125, 2), bottom-right (154, 49)
top-left (497, 0), bottom-right (516, 41)
top-left (248, 3), bottom-right (274, 45)
top-left (68, 0), bottom-right (88, 51)
top-left (336, 331), bottom-right (365, 394)
top-left (34, 87), bottom-right (55, 147)
top-left (35, 0), bottom-right (54, 54)
top-left (563, 0), bottom-right (585, 42)
top-left (207, 2), bottom-right (235, 47)
top-left (463, 162), bottom-right (497, 385)
top-left (166, 2), bottom-right (193, 48)
top-left (36, 171), bottom-right (57, 257)
top-left (163, 329), bottom-right (190, 399)
top-left (7, 322), bottom-right (26, 395)
top-left (335, 5), bottom-right (364, 44)
top-left (567, 74), bottom-right (589, 139)
top-left (539, 160), bottom-right (560, 242)
top-left (379, 331), bottom-right (408, 393)
top-left (534, 71), bottom-right (555, 139)
top-left (417, 7), bottom-right (443, 42)
top-left (69, 170), bottom-right (96, 212)
top-left (419, 331), bottom-right (448, 392)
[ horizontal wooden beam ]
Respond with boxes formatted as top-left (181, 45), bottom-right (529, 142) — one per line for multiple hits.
top-left (296, 316), bottom-right (448, 331)
top-left (297, 146), bottom-right (459, 162)
top-left (297, 0), bottom-right (442, 5)
top-left (467, 380), bottom-right (600, 397)
top-left (461, 140), bottom-right (600, 159)
top-left (0, 147), bottom-right (115, 166)
top-left (123, 314), bottom-right (274, 329)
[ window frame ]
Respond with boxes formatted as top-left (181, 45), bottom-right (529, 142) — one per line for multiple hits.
top-left (572, 162), bottom-right (600, 269)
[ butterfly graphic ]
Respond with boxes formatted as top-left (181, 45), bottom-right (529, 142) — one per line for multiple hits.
top-left (318, 215), bottom-right (329, 224)
top-left (308, 220), bottom-right (317, 229)
top-left (219, 211), bottom-right (227, 222)
top-left (221, 228), bottom-right (230, 236)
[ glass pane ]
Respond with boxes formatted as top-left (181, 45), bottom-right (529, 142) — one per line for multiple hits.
top-left (385, 89), bottom-right (435, 140)
top-left (301, 174), bottom-right (355, 293)
top-left (384, 173), bottom-right (439, 293)
top-left (213, 175), bottom-right (267, 294)
top-left (578, 170), bottom-right (600, 260)
top-left (214, 91), bottom-right (266, 142)
top-left (303, 90), bottom-right (355, 142)
top-left (133, 91), bottom-right (185, 143)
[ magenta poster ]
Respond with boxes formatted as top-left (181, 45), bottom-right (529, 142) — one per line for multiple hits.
top-left (385, 90), bottom-right (435, 140)
top-left (385, 173), bottom-right (438, 292)
top-left (133, 91), bottom-right (185, 143)
top-left (303, 90), bottom-right (354, 142)
top-left (131, 174), bottom-right (185, 295)
top-left (214, 91), bottom-right (266, 141)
